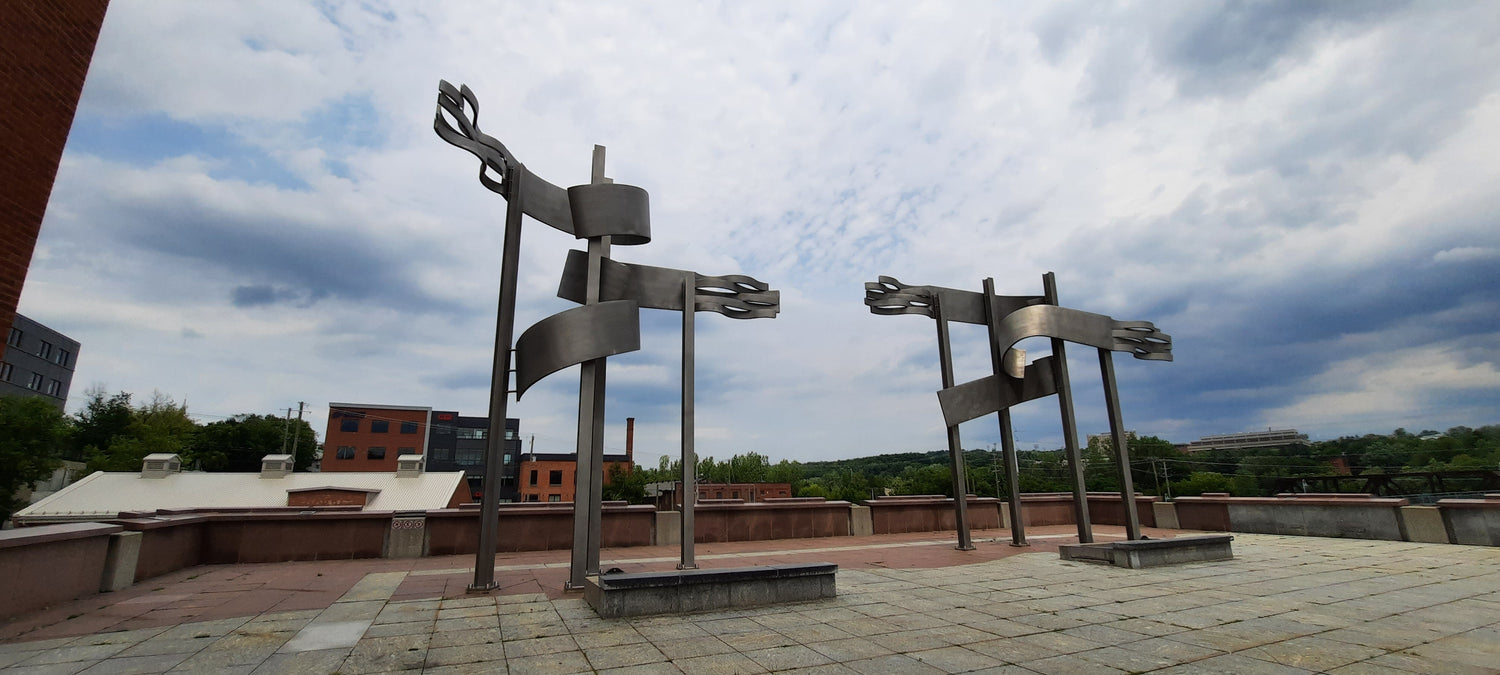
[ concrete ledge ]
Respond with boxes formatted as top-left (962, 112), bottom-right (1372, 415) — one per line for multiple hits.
top-left (584, 563), bottom-right (837, 618)
top-left (1059, 535), bottom-right (1233, 569)
top-left (1400, 506), bottom-right (1450, 544)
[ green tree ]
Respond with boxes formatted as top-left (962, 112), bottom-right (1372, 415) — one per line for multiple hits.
top-left (1169, 471), bottom-right (1232, 496)
top-left (188, 414), bottom-right (316, 472)
top-left (0, 396), bottom-right (70, 521)
top-left (766, 459), bottom-right (805, 494)
top-left (70, 388), bottom-right (134, 461)
top-left (602, 463), bottom-right (648, 504)
top-left (85, 392), bottom-right (198, 472)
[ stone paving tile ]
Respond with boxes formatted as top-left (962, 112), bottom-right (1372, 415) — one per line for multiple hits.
top-left (1018, 652), bottom-right (1128, 675)
top-left (906, 645), bottom-right (1003, 673)
top-left (249, 647), bottom-right (349, 675)
top-left (653, 636), bottom-right (736, 660)
top-left (422, 641), bottom-right (505, 668)
top-left (598, 662), bottom-right (684, 675)
top-left (4, 663), bottom-right (99, 675)
top-left (672, 650), bottom-right (770, 674)
top-left (583, 640), bottom-right (668, 670)
top-left (742, 644), bottom-right (834, 671)
top-left (1153, 652), bottom-right (1318, 674)
top-left (842, 653), bottom-right (947, 675)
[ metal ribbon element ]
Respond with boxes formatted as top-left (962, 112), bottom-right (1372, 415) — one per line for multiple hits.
top-left (559, 250), bottom-right (779, 319)
top-left (993, 304), bottom-right (1173, 361)
top-left (937, 357), bottom-right (1059, 427)
top-left (434, 80), bottom-right (575, 234)
top-left (864, 276), bottom-right (1041, 326)
top-left (513, 300), bottom-right (641, 397)
top-left (567, 183), bottom-right (651, 245)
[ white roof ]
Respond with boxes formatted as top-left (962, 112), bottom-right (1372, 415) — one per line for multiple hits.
top-left (15, 470), bottom-right (466, 522)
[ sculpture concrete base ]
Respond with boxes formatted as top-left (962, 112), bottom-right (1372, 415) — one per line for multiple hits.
top-left (583, 563), bottom-right (837, 618)
top-left (1059, 535), bottom-right (1233, 569)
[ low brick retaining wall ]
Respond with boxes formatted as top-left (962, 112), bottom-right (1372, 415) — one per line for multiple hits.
top-left (1009, 493), bottom-right (1160, 528)
top-left (868, 495), bottom-right (1002, 533)
top-left (584, 563), bottom-right (838, 617)
top-left (0, 522), bottom-right (121, 618)
top-left (1172, 493), bottom-right (1409, 540)
top-left (691, 501), bottom-right (852, 542)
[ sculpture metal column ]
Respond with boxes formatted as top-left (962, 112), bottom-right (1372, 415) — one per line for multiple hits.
top-left (982, 278), bottom-right (1027, 547)
top-left (1043, 272), bottom-right (1092, 543)
top-left (679, 275), bottom-right (697, 568)
top-left (1100, 348), bottom-right (1143, 540)
top-left (570, 146), bottom-right (612, 588)
top-left (932, 295), bottom-right (973, 549)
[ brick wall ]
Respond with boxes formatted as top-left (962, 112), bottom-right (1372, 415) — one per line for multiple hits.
top-left (0, 0), bottom-right (110, 352)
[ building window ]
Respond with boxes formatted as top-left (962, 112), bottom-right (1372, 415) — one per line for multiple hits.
top-left (548, 495), bottom-right (561, 502)
top-left (0, 363), bottom-right (11, 382)
top-left (525, 494), bottom-right (539, 502)
top-left (400, 421), bottom-right (418, 434)
top-left (549, 470), bottom-right (563, 486)
top-left (505, 429), bottom-right (517, 440)
top-left (455, 448), bottom-right (482, 465)
top-left (371, 420), bottom-right (389, 433)
top-left (732, 491), bottom-right (740, 499)
top-left (340, 418), bottom-right (359, 432)
top-left (53, 348), bottom-right (70, 367)
top-left (35, 341), bottom-right (52, 360)
top-left (529, 470), bottom-right (538, 486)
top-left (45, 379), bottom-right (61, 396)
top-left (398, 447), bottom-right (416, 456)
top-left (429, 448), bottom-right (452, 461)
top-left (26, 373), bottom-right (42, 390)
top-left (6, 328), bottom-right (20, 347)
top-left (457, 428), bottom-right (487, 440)
top-left (503, 453), bottom-right (512, 464)
top-left (336, 446), bottom-right (356, 459)
top-left (367, 447), bottom-right (387, 460)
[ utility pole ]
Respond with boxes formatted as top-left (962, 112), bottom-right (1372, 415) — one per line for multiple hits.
top-left (290, 402), bottom-right (306, 459)
top-left (280, 407), bottom-right (293, 453)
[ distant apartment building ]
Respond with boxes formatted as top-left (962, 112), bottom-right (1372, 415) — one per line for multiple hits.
top-left (516, 417), bottom-right (638, 503)
top-left (0, 314), bottom-right (79, 410)
top-left (1183, 428), bottom-right (1309, 453)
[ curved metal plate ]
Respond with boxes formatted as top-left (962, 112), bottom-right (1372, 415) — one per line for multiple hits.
top-left (937, 357), bottom-right (1058, 427)
top-left (514, 300), bottom-right (640, 397)
top-left (567, 183), bottom-right (651, 245)
top-left (434, 81), bottom-right (574, 234)
top-left (864, 276), bottom-right (1040, 325)
top-left (993, 305), bottom-right (1172, 361)
top-left (559, 250), bottom-right (778, 318)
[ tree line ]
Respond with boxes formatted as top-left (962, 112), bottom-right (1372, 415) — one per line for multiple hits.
top-left (599, 425), bottom-right (1500, 505)
top-left (1, 389), bottom-right (316, 521)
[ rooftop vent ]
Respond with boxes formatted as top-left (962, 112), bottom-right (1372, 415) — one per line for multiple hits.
top-left (396, 454), bottom-right (424, 478)
top-left (141, 453), bottom-right (182, 479)
top-left (260, 454), bottom-right (294, 479)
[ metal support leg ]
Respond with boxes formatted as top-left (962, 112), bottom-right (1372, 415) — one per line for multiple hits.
top-left (1000, 409), bottom-right (1027, 546)
top-left (933, 295), bottom-right (973, 550)
top-left (679, 274), bottom-right (698, 569)
top-left (469, 167), bottom-right (525, 593)
top-left (1044, 272), bottom-right (1092, 543)
top-left (567, 147), bottom-right (611, 591)
top-left (1099, 348), bottom-right (1142, 540)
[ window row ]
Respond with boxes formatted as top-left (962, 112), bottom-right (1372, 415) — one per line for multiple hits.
top-left (427, 449), bottom-right (513, 466)
top-left (528, 469), bottom-right (566, 486)
top-left (0, 362), bottom-right (64, 396)
top-left (332, 446), bottom-right (417, 460)
top-left (338, 418), bottom-right (421, 434)
top-left (522, 494), bottom-right (563, 502)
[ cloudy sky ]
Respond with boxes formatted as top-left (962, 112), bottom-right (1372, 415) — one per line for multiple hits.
top-left (23, 1), bottom-right (1500, 465)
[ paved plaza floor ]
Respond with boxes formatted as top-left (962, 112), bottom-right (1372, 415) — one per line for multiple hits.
top-left (1, 527), bottom-right (1498, 674)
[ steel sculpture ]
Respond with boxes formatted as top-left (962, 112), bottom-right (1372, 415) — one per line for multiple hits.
top-left (435, 81), bottom-right (778, 590)
top-left (560, 253), bottom-right (779, 570)
top-left (866, 272), bottom-right (1171, 545)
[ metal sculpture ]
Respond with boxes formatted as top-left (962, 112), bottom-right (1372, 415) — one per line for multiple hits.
top-left (866, 272), bottom-right (1170, 545)
top-left (559, 252), bottom-right (778, 570)
top-left (435, 81), bottom-right (778, 590)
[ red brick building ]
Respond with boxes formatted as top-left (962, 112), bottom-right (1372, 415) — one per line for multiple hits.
top-left (516, 417), bottom-right (637, 502)
top-left (0, 0), bottom-right (110, 354)
top-left (321, 403), bottom-right (432, 472)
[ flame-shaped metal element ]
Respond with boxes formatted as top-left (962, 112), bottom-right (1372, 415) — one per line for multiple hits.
top-left (434, 80), bottom-right (575, 235)
top-left (513, 300), bottom-right (641, 398)
top-left (559, 251), bottom-right (779, 319)
top-left (865, 275), bottom-right (1043, 325)
top-left (990, 305), bottom-right (1173, 362)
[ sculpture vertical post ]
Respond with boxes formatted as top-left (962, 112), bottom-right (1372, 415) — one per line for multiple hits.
top-left (568, 146), bottom-right (611, 590)
top-left (1099, 349), bottom-right (1142, 540)
top-left (932, 295), bottom-right (973, 550)
top-left (678, 274), bottom-right (698, 569)
top-left (1044, 272), bottom-right (1093, 543)
top-left (982, 278), bottom-right (1027, 547)
top-left (470, 165), bottom-right (524, 592)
